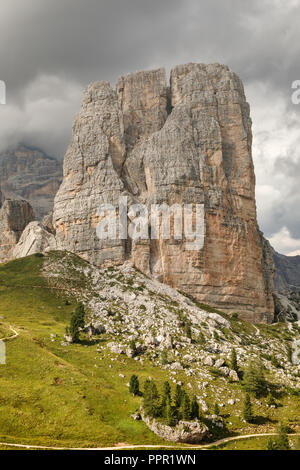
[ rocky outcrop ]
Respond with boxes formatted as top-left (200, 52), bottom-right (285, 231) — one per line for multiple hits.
top-left (0, 199), bottom-right (35, 262)
top-left (0, 146), bottom-right (62, 220)
top-left (141, 411), bottom-right (208, 443)
top-left (13, 221), bottom-right (56, 259)
top-left (52, 63), bottom-right (274, 323)
top-left (43, 251), bottom-right (300, 392)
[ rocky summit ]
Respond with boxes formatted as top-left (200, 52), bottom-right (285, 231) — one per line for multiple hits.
top-left (51, 63), bottom-right (274, 323)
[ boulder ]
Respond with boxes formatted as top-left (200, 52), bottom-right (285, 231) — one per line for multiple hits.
top-left (229, 370), bottom-right (239, 382)
top-left (141, 411), bottom-right (208, 444)
top-left (219, 366), bottom-right (230, 377)
top-left (215, 358), bottom-right (225, 368)
top-left (13, 221), bottom-right (56, 259)
top-left (203, 356), bottom-right (215, 367)
top-left (170, 362), bottom-right (183, 371)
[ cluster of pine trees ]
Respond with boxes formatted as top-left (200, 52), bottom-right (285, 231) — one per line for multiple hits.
top-left (130, 377), bottom-right (201, 427)
top-left (144, 380), bottom-right (201, 426)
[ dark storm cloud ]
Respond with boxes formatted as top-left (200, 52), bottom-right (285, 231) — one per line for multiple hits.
top-left (0, 0), bottom-right (299, 252)
top-left (1, 0), bottom-right (298, 95)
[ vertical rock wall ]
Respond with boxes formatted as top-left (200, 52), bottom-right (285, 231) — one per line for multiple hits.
top-left (53, 63), bottom-right (274, 323)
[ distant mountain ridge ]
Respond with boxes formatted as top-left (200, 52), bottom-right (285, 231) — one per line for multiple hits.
top-left (0, 145), bottom-right (62, 219)
top-left (273, 249), bottom-right (300, 293)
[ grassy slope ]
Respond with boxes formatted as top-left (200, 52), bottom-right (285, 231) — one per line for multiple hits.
top-left (0, 255), bottom-right (169, 447)
top-left (0, 253), bottom-right (299, 449)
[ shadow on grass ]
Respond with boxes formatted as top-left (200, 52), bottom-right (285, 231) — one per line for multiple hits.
top-left (78, 338), bottom-right (99, 346)
top-left (252, 415), bottom-right (277, 425)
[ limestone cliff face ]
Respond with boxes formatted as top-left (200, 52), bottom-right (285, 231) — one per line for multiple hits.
top-left (53, 63), bottom-right (274, 323)
top-left (0, 146), bottom-right (62, 220)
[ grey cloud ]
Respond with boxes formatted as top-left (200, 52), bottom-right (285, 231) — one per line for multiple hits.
top-left (0, 0), bottom-right (300, 251)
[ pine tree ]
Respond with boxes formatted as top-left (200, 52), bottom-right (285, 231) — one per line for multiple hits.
top-left (174, 384), bottom-right (183, 408)
top-left (129, 375), bottom-right (140, 396)
top-left (166, 398), bottom-right (176, 427)
top-left (69, 302), bottom-right (85, 343)
top-left (243, 393), bottom-right (254, 423)
top-left (191, 396), bottom-right (199, 419)
top-left (230, 348), bottom-right (238, 372)
top-left (161, 381), bottom-right (172, 415)
top-left (182, 393), bottom-right (191, 420)
top-left (214, 402), bottom-right (220, 416)
top-left (162, 381), bottom-right (171, 401)
top-left (275, 423), bottom-right (290, 450)
top-left (161, 349), bottom-right (169, 365)
top-left (243, 361), bottom-right (267, 397)
top-left (143, 380), bottom-right (160, 418)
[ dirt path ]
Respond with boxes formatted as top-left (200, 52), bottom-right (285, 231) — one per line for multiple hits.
top-left (0, 433), bottom-right (299, 450)
top-left (0, 325), bottom-right (18, 342)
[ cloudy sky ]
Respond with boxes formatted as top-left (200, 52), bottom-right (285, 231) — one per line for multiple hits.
top-left (0, 0), bottom-right (299, 255)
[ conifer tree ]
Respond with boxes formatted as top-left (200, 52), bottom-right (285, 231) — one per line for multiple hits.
top-left (276, 424), bottom-right (290, 450)
top-left (143, 380), bottom-right (160, 418)
top-left (161, 381), bottom-right (172, 416)
top-left (174, 384), bottom-right (183, 408)
top-left (243, 393), bottom-right (254, 423)
top-left (129, 375), bottom-right (140, 396)
top-left (230, 348), bottom-right (238, 372)
top-left (161, 349), bottom-right (168, 365)
top-left (214, 402), bottom-right (220, 416)
top-left (182, 393), bottom-right (191, 420)
top-left (243, 361), bottom-right (267, 397)
top-left (191, 396), bottom-right (199, 419)
top-left (166, 398), bottom-right (176, 427)
top-left (69, 302), bottom-right (85, 343)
